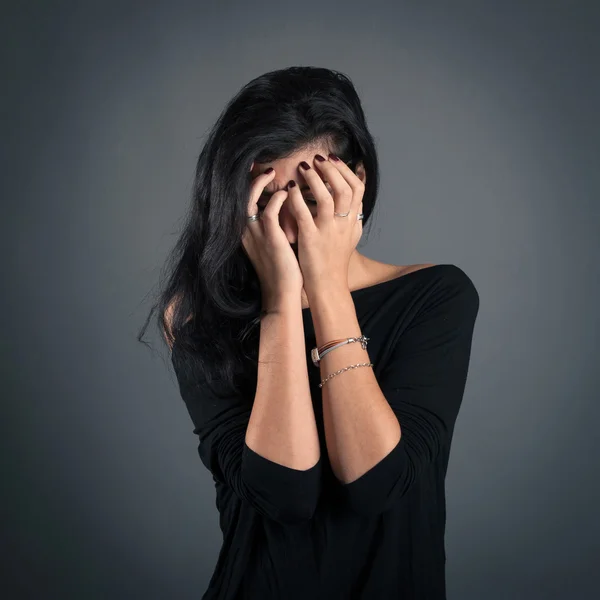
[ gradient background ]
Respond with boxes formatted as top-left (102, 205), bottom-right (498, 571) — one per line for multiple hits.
top-left (3, 1), bottom-right (599, 598)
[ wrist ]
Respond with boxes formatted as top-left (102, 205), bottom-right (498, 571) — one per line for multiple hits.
top-left (305, 280), bottom-right (349, 302)
top-left (261, 291), bottom-right (302, 315)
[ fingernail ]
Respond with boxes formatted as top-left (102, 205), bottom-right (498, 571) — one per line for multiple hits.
top-left (299, 161), bottom-right (311, 170)
top-left (328, 153), bottom-right (340, 161)
top-left (314, 154), bottom-right (326, 162)
top-left (264, 167), bottom-right (274, 174)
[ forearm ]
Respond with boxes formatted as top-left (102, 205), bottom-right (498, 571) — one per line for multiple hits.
top-left (309, 285), bottom-right (401, 484)
top-left (246, 296), bottom-right (321, 471)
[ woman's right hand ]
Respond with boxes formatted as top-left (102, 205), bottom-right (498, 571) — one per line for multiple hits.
top-left (241, 166), bottom-right (303, 309)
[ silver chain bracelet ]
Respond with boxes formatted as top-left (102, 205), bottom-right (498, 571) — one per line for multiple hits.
top-left (319, 362), bottom-right (374, 388)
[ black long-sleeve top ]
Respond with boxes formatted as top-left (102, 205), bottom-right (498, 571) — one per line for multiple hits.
top-left (171, 263), bottom-right (480, 599)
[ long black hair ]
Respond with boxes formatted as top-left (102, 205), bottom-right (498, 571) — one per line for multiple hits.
top-left (137, 66), bottom-right (381, 398)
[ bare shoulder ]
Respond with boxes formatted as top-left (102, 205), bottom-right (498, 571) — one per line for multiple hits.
top-left (393, 262), bottom-right (438, 279)
top-left (391, 263), bottom-right (479, 307)
top-left (366, 260), bottom-right (438, 286)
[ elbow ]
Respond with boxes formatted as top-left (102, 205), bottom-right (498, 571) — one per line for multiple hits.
top-left (268, 492), bottom-right (321, 524)
top-left (342, 473), bottom-right (412, 518)
top-left (339, 424), bottom-right (449, 517)
top-left (245, 474), bottom-right (322, 525)
top-left (241, 446), bottom-right (323, 524)
top-left (338, 439), bottom-right (417, 518)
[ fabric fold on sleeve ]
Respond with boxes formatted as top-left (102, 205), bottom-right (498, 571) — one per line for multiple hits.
top-left (171, 346), bottom-right (322, 525)
top-left (339, 267), bottom-right (480, 517)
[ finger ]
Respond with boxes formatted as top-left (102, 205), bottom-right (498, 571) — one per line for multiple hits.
top-left (327, 154), bottom-right (365, 194)
top-left (311, 156), bottom-right (352, 208)
top-left (260, 189), bottom-right (288, 237)
top-left (297, 159), bottom-right (335, 214)
top-left (327, 153), bottom-right (365, 213)
top-left (353, 202), bottom-right (364, 240)
top-left (286, 179), bottom-right (317, 230)
top-left (247, 167), bottom-right (275, 216)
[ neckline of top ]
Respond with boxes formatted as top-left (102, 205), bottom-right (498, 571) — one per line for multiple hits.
top-left (301, 263), bottom-right (446, 311)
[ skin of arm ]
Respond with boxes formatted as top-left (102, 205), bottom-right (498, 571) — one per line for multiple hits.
top-left (309, 283), bottom-right (401, 484)
top-left (245, 295), bottom-right (321, 471)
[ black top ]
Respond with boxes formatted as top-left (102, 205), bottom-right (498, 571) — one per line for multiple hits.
top-left (171, 263), bottom-right (480, 599)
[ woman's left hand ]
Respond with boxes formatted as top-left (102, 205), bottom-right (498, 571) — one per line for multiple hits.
top-left (287, 153), bottom-right (365, 294)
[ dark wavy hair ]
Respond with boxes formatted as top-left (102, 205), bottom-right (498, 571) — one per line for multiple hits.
top-left (137, 66), bottom-right (381, 399)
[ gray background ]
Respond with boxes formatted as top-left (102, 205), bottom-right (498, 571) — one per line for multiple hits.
top-left (3, 1), bottom-right (599, 598)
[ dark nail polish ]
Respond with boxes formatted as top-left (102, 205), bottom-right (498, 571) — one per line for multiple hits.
top-left (328, 153), bottom-right (340, 161)
top-left (264, 167), bottom-right (274, 173)
top-left (315, 154), bottom-right (326, 162)
top-left (299, 161), bottom-right (311, 170)
top-left (287, 180), bottom-right (296, 188)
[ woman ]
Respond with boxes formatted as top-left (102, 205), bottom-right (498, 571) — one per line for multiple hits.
top-left (139, 66), bottom-right (480, 599)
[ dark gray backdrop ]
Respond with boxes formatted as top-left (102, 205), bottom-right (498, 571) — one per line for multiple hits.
top-left (3, 1), bottom-right (599, 598)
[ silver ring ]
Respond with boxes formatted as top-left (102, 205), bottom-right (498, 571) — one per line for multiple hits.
top-left (247, 213), bottom-right (260, 222)
top-left (333, 211), bottom-right (364, 221)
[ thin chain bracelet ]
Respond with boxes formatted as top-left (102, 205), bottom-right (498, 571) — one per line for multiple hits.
top-left (319, 362), bottom-right (374, 388)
